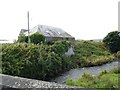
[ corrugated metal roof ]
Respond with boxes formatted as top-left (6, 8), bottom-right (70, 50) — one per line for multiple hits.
top-left (26, 25), bottom-right (74, 38)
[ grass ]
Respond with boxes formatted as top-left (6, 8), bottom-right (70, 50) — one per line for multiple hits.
top-left (1, 40), bottom-right (118, 81)
top-left (72, 40), bottom-right (116, 67)
top-left (66, 68), bottom-right (120, 89)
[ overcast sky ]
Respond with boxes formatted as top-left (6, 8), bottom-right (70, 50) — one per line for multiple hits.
top-left (0, 0), bottom-right (119, 41)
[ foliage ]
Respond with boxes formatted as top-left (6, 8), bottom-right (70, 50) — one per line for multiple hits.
top-left (2, 40), bottom-right (116, 82)
top-left (116, 51), bottom-right (120, 59)
top-left (50, 40), bottom-right (71, 56)
top-left (66, 68), bottom-right (120, 88)
top-left (2, 41), bottom-right (74, 80)
top-left (30, 32), bottom-right (45, 44)
top-left (17, 32), bottom-right (45, 44)
top-left (103, 31), bottom-right (120, 53)
top-left (99, 70), bottom-right (108, 76)
top-left (72, 40), bottom-right (115, 67)
top-left (17, 33), bottom-right (28, 43)
top-left (109, 67), bottom-right (120, 74)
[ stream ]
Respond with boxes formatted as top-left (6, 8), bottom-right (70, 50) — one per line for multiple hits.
top-left (50, 61), bottom-right (119, 84)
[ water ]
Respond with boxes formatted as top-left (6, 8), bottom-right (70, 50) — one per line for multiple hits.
top-left (50, 61), bottom-right (119, 84)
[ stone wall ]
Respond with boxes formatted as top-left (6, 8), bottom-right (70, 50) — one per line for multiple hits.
top-left (0, 74), bottom-right (82, 90)
top-left (65, 46), bottom-right (75, 56)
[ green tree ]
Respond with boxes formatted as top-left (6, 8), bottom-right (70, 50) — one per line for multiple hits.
top-left (30, 32), bottom-right (45, 44)
top-left (103, 31), bottom-right (120, 53)
top-left (17, 33), bottom-right (28, 43)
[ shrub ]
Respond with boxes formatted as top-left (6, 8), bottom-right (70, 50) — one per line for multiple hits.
top-left (2, 41), bottom-right (73, 80)
top-left (82, 72), bottom-right (94, 80)
top-left (103, 31), bottom-right (120, 53)
top-left (66, 78), bottom-right (75, 86)
top-left (73, 40), bottom-right (114, 67)
top-left (89, 55), bottom-right (115, 66)
top-left (30, 32), bottom-right (45, 44)
top-left (17, 33), bottom-right (28, 43)
top-left (116, 51), bottom-right (120, 59)
top-left (17, 32), bottom-right (45, 44)
top-left (99, 70), bottom-right (108, 76)
top-left (110, 67), bottom-right (120, 74)
top-left (66, 70), bottom-right (119, 88)
top-left (50, 40), bottom-right (71, 56)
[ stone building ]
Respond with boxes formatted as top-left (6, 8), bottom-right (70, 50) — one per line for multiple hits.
top-left (20, 25), bottom-right (75, 43)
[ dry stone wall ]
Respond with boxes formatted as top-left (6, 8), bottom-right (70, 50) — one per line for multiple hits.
top-left (0, 74), bottom-right (82, 90)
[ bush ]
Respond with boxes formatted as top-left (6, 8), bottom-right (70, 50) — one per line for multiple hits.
top-left (2, 41), bottom-right (73, 80)
top-left (2, 40), bottom-right (116, 82)
top-left (103, 31), bottom-right (120, 53)
top-left (17, 32), bottom-right (45, 44)
top-left (82, 72), bottom-right (94, 80)
top-left (50, 40), bottom-right (71, 56)
top-left (110, 67), bottom-right (120, 74)
top-left (17, 34), bottom-right (28, 43)
top-left (72, 40), bottom-right (114, 67)
top-left (66, 78), bottom-right (75, 86)
top-left (30, 32), bottom-right (45, 44)
top-left (89, 55), bottom-right (115, 66)
top-left (116, 51), bottom-right (120, 59)
top-left (99, 70), bottom-right (108, 76)
top-left (66, 70), bottom-right (119, 88)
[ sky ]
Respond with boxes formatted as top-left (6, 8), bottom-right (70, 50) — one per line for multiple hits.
top-left (0, 0), bottom-right (119, 41)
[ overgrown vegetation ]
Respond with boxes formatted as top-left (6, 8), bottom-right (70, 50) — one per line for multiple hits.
top-left (2, 41), bottom-right (72, 80)
top-left (17, 32), bottom-right (45, 44)
top-left (116, 51), bottom-right (120, 59)
top-left (3, 30), bottom-right (119, 89)
top-left (72, 40), bottom-right (115, 67)
top-left (103, 31), bottom-right (120, 53)
top-left (30, 32), bottom-right (45, 44)
top-left (66, 68), bottom-right (120, 89)
top-left (17, 33), bottom-right (28, 43)
top-left (1, 39), bottom-right (117, 81)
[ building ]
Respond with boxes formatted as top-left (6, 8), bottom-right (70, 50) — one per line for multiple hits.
top-left (0, 39), bottom-right (13, 43)
top-left (20, 25), bottom-right (75, 43)
top-left (19, 29), bottom-right (28, 36)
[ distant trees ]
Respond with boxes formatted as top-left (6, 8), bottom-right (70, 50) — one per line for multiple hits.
top-left (103, 31), bottom-right (120, 53)
top-left (17, 33), bottom-right (28, 43)
top-left (17, 32), bottom-right (45, 44)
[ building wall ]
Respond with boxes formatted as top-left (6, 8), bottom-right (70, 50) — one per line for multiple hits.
top-left (45, 37), bottom-right (75, 43)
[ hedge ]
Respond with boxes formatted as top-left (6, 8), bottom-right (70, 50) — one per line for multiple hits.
top-left (2, 41), bottom-right (73, 80)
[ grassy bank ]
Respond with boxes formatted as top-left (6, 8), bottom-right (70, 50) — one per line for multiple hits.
top-left (66, 68), bottom-right (120, 89)
top-left (72, 40), bottom-right (116, 67)
top-left (1, 40), bottom-right (116, 81)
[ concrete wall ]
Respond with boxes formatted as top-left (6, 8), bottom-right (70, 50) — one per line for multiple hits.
top-left (0, 74), bottom-right (82, 90)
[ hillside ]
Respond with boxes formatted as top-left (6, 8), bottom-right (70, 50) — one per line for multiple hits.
top-left (1, 40), bottom-right (116, 81)
top-left (72, 40), bottom-right (115, 67)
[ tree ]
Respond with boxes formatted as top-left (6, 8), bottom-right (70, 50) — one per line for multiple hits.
top-left (30, 32), bottom-right (45, 44)
top-left (17, 33), bottom-right (28, 43)
top-left (103, 31), bottom-right (120, 53)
